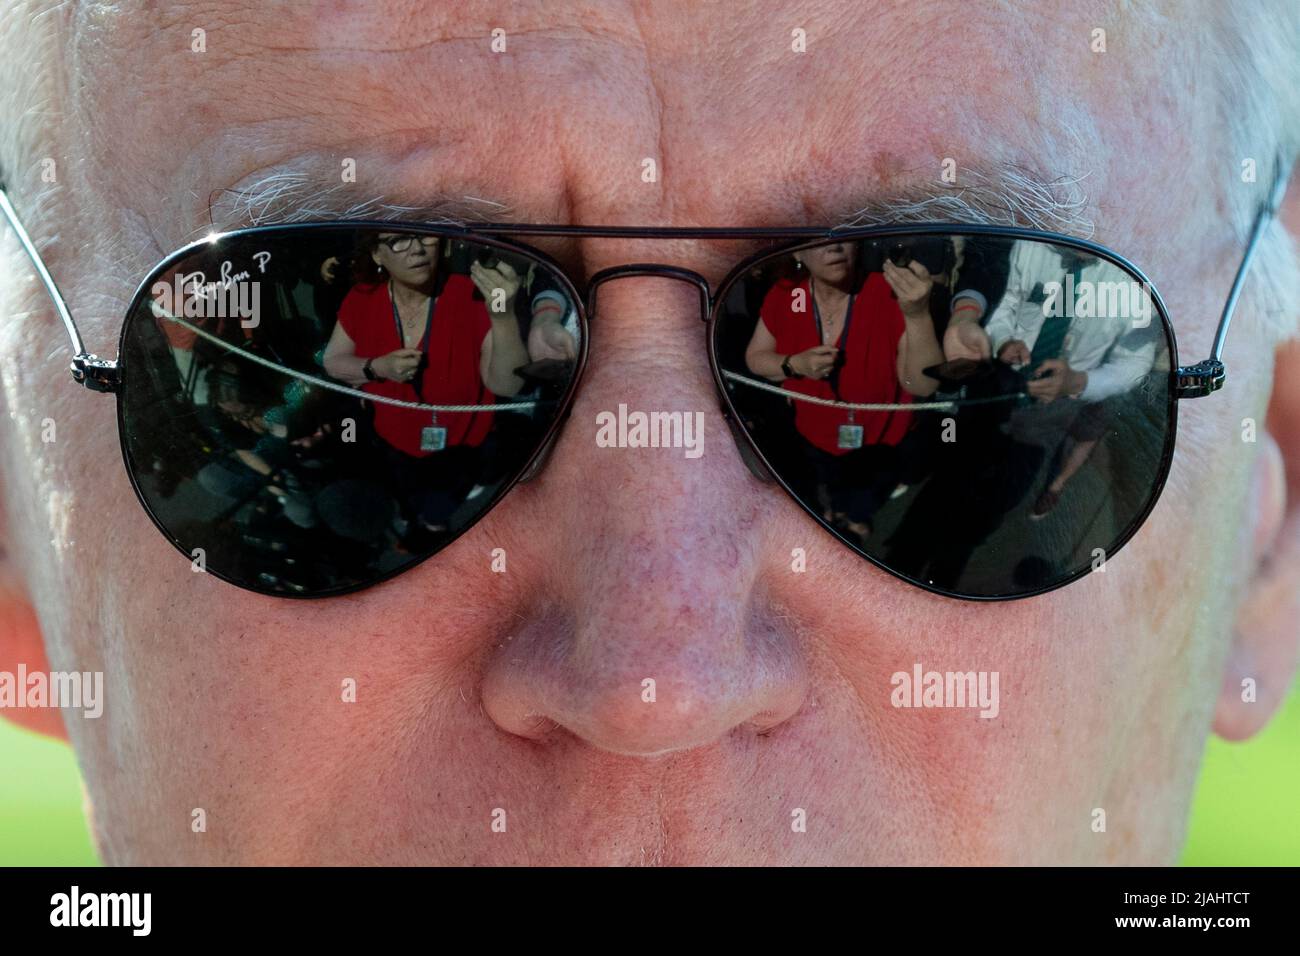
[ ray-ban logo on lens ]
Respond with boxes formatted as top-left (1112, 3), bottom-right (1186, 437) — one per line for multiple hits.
top-left (595, 404), bottom-right (705, 459)
top-left (890, 663), bottom-right (999, 718)
top-left (50, 886), bottom-right (151, 936)
top-left (152, 260), bottom-right (262, 328)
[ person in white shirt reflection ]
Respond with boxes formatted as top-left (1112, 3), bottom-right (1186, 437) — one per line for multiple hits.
top-left (953, 240), bottom-right (1158, 518)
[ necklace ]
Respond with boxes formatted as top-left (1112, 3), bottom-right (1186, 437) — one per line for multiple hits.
top-left (391, 283), bottom-right (431, 347)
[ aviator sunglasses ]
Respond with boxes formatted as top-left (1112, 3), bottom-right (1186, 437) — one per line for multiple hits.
top-left (0, 163), bottom-right (1289, 600)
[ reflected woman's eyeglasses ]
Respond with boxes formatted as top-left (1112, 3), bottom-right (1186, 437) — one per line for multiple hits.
top-left (379, 235), bottom-right (440, 253)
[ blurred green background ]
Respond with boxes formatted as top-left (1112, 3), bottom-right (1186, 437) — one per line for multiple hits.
top-left (1, 679), bottom-right (1297, 865)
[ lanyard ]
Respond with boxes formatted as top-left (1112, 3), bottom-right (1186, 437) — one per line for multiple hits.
top-left (390, 282), bottom-right (436, 401)
top-left (811, 279), bottom-right (855, 399)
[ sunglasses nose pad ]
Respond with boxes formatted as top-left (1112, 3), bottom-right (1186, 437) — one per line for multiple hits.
top-left (722, 407), bottom-right (774, 482)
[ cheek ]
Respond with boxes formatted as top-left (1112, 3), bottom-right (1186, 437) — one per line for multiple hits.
top-left (72, 545), bottom-right (515, 862)
top-left (760, 466), bottom-right (1223, 863)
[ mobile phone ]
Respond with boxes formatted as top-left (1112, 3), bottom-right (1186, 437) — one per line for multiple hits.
top-left (513, 358), bottom-right (574, 387)
top-left (922, 358), bottom-right (988, 387)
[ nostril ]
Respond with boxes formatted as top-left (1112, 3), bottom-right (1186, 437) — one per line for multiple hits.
top-left (721, 407), bottom-right (774, 482)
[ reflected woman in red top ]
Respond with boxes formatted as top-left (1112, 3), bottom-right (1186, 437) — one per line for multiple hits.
top-left (744, 241), bottom-right (944, 536)
top-left (323, 232), bottom-right (530, 537)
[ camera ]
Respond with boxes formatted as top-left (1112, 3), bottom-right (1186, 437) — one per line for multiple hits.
top-left (887, 243), bottom-right (912, 267)
top-left (861, 237), bottom-right (948, 276)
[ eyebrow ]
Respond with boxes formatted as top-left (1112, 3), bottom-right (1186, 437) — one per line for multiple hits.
top-left (210, 162), bottom-right (1095, 238)
top-left (830, 163), bottom-right (1094, 238)
top-left (208, 171), bottom-right (519, 231)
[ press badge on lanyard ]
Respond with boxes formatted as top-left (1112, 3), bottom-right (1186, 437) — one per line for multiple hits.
top-left (420, 419), bottom-right (447, 452)
top-left (394, 286), bottom-right (448, 453)
top-left (813, 288), bottom-right (862, 450)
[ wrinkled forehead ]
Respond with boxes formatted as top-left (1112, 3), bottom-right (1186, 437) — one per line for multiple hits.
top-left (37, 0), bottom-right (1212, 230)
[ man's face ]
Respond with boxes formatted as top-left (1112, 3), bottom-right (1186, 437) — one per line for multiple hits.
top-left (1, 1), bottom-right (1295, 864)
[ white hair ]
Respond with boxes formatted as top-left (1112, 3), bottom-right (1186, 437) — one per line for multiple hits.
top-left (0, 0), bottom-right (1296, 338)
top-left (209, 170), bottom-right (513, 228)
top-left (836, 165), bottom-right (1094, 237)
top-left (1210, 1), bottom-right (1300, 343)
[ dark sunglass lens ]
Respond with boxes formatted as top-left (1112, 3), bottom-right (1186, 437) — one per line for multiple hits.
top-left (119, 228), bottom-right (582, 595)
top-left (714, 233), bottom-right (1174, 598)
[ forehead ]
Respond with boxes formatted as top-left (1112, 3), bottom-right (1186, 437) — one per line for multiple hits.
top-left (58, 0), bottom-right (1192, 234)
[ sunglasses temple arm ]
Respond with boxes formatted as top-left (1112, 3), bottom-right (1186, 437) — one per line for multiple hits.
top-left (1211, 159), bottom-right (1294, 363)
top-left (0, 185), bottom-right (82, 352)
top-left (0, 186), bottom-right (118, 392)
top-left (1179, 158), bottom-right (1294, 399)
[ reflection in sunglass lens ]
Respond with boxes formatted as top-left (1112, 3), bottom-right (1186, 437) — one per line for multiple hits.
top-left (714, 233), bottom-right (1174, 598)
top-left (119, 227), bottom-right (582, 595)
top-left (380, 235), bottom-right (440, 253)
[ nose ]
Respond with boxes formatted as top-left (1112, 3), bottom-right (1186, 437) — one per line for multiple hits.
top-left (480, 278), bottom-right (809, 757)
top-left (481, 562), bottom-right (810, 756)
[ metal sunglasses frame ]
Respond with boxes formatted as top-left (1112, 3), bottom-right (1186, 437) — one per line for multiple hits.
top-left (0, 162), bottom-right (1290, 600)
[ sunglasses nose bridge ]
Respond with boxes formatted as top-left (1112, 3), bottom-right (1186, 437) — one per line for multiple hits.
top-left (585, 264), bottom-right (711, 322)
top-left (580, 263), bottom-right (772, 482)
